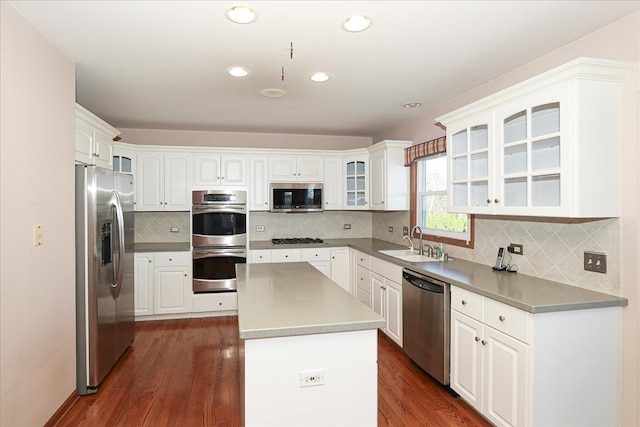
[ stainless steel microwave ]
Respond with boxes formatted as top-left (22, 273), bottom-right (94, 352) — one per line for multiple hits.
top-left (270, 183), bottom-right (323, 213)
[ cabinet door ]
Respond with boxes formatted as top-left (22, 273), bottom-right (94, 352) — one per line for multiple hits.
top-left (269, 156), bottom-right (297, 181)
top-left (297, 157), bottom-right (324, 181)
top-left (450, 310), bottom-right (483, 412)
top-left (136, 153), bottom-right (164, 211)
top-left (193, 154), bottom-right (220, 187)
top-left (371, 273), bottom-right (385, 319)
top-left (134, 253), bottom-right (154, 316)
top-left (344, 156), bottom-right (369, 209)
top-left (323, 158), bottom-right (342, 210)
top-left (309, 261), bottom-right (331, 278)
top-left (164, 154), bottom-right (191, 211)
top-left (384, 279), bottom-right (402, 346)
top-left (154, 266), bottom-right (190, 314)
top-left (75, 120), bottom-right (94, 165)
top-left (93, 129), bottom-right (114, 170)
top-left (330, 248), bottom-right (350, 292)
top-left (221, 155), bottom-right (246, 185)
top-left (483, 326), bottom-right (529, 427)
top-left (355, 265), bottom-right (372, 307)
top-left (249, 157), bottom-right (269, 211)
top-left (369, 150), bottom-right (386, 210)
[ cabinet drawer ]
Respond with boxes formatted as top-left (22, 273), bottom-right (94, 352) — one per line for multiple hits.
top-left (301, 247), bottom-right (331, 262)
top-left (451, 286), bottom-right (484, 321)
top-left (356, 251), bottom-right (371, 269)
top-left (484, 297), bottom-right (531, 343)
top-left (153, 251), bottom-right (189, 267)
top-left (251, 249), bottom-right (272, 263)
top-left (370, 257), bottom-right (402, 283)
top-left (356, 265), bottom-right (372, 292)
top-left (191, 292), bottom-right (238, 313)
top-left (356, 287), bottom-right (372, 308)
top-left (271, 249), bottom-right (301, 263)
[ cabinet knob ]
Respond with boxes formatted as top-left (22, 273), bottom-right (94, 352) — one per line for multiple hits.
top-left (499, 315), bottom-right (506, 321)
top-left (475, 336), bottom-right (481, 342)
top-left (381, 201), bottom-right (384, 204)
top-left (461, 300), bottom-right (467, 305)
top-left (221, 177), bottom-right (225, 179)
top-left (148, 260), bottom-right (152, 263)
top-left (285, 255), bottom-right (288, 258)
top-left (169, 258), bottom-right (172, 261)
top-left (486, 199), bottom-right (491, 204)
top-left (494, 199), bottom-right (500, 204)
top-left (219, 302), bottom-right (223, 306)
top-left (264, 202), bottom-right (268, 205)
top-left (93, 153), bottom-right (100, 158)
top-left (184, 274), bottom-right (187, 277)
top-left (481, 340), bottom-right (487, 345)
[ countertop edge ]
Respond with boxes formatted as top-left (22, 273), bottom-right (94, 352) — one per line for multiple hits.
top-left (239, 319), bottom-right (386, 340)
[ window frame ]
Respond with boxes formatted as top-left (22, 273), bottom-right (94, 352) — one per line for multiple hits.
top-left (409, 160), bottom-right (475, 249)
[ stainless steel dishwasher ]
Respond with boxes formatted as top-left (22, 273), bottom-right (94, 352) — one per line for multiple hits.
top-left (402, 268), bottom-right (450, 385)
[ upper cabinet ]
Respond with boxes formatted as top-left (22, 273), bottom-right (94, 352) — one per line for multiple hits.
top-left (193, 153), bottom-right (246, 187)
top-left (437, 57), bottom-right (632, 217)
top-left (343, 154), bottom-right (369, 210)
top-left (269, 156), bottom-right (324, 182)
top-left (75, 104), bottom-right (120, 170)
top-left (248, 156), bottom-right (269, 211)
top-left (136, 152), bottom-right (191, 211)
top-left (368, 140), bottom-right (411, 211)
top-left (323, 157), bottom-right (343, 210)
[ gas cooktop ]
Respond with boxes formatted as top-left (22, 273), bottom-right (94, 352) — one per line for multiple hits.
top-left (271, 237), bottom-right (324, 245)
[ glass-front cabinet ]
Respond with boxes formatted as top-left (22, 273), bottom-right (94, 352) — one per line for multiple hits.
top-left (440, 58), bottom-right (629, 218)
top-left (344, 155), bottom-right (369, 209)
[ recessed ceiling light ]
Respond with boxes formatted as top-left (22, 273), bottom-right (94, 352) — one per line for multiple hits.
top-left (227, 66), bottom-right (250, 77)
top-left (342, 14), bottom-right (372, 32)
top-left (226, 5), bottom-right (257, 24)
top-left (260, 88), bottom-right (286, 98)
top-left (403, 102), bottom-right (423, 109)
top-left (310, 72), bottom-right (331, 82)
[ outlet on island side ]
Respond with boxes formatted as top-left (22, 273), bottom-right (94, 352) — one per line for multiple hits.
top-left (299, 369), bottom-right (325, 387)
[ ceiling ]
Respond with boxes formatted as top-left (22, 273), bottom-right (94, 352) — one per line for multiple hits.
top-left (10, 1), bottom-right (639, 137)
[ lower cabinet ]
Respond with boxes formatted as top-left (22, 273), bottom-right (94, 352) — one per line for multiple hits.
top-left (134, 251), bottom-right (191, 318)
top-left (329, 248), bottom-right (350, 292)
top-left (450, 285), bottom-right (622, 427)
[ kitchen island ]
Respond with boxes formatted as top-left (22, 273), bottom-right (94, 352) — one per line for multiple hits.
top-left (236, 262), bottom-right (385, 427)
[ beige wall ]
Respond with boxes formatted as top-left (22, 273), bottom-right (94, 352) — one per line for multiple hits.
top-left (374, 12), bottom-right (640, 426)
top-left (119, 127), bottom-right (372, 150)
top-left (0, 3), bottom-right (76, 426)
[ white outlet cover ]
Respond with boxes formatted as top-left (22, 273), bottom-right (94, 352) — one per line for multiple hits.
top-left (299, 369), bottom-right (325, 387)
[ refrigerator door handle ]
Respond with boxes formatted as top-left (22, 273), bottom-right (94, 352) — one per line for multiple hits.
top-left (112, 190), bottom-right (125, 294)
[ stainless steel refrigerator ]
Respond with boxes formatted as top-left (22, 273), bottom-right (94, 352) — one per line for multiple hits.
top-left (75, 164), bottom-right (134, 395)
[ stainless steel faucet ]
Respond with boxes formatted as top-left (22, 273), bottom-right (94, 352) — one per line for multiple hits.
top-left (402, 234), bottom-right (414, 252)
top-left (423, 244), bottom-right (434, 258)
top-left (410, 225), bottom-right (423, 255)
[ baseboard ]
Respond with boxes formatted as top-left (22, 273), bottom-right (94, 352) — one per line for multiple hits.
top-left (44, 391), bottom-right (79, 427)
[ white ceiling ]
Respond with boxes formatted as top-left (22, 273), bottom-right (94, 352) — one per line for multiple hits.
top-left (10, 1), bottom-right (639, 137)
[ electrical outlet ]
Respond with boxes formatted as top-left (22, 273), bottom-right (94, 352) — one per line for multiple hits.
top-left (402, 226), bottom-right (408, 236)
top-left (507, 243), bottom-right (523, 255)
top-left (344, 224), bottom-right (351, 230)
top-left (256, 225), bottom-right (265, 232)
top-left (299, 369), bottom-right (325, 387)
top-left (584, 251), bottom-right (607, 273)
top-left (388, 226), bottom-right (393, 233)
top-left (170, 226), bottom-right (180, 233)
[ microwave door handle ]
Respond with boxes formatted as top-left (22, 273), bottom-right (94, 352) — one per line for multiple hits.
top-left (112, 190), bottom-right (125, 292)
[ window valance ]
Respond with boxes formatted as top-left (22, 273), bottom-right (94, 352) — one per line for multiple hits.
top-left (403, 136), bottom-right (446, 166)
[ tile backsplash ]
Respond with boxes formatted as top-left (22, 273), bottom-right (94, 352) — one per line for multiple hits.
top-left (134, 212), bottom-right (190, 243)
top-left (373, 211), bottom-right (621, 296)
top-left (249, 211), bottom-right (372, 240)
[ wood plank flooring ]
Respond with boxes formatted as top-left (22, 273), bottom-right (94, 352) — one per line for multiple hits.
top-left (52, 317), bottom-right (490, 427)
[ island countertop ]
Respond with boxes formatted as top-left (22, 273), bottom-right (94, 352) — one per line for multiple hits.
top-left (236, 262), bottom-right (385, 340)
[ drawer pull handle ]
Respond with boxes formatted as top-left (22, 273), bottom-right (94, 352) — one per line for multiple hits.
top-left (474, 336), bottom-right (480, 342)
top-left (499, 315), bottom-right (506, 321)
top-left (169, 258), bottom-right (172, 261)
top-left (461, 300), bottom-right (467, 305)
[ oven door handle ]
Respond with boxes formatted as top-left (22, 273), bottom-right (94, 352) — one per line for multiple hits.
top-left (192, 205), bottom-right (247, 214)
top-left (193, 249), bottom-right (247, 259)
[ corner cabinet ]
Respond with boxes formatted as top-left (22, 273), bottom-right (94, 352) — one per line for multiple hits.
top-left (343, 155), bottom-right (369, 210)
top-left (438, 57), bottom-right (632, 217)
top-left (450, 285), bottom-right (622, 426)
top-left (75, 104), bottom-right (119, 170)
top-left (369, 140), bottom-right (411, 210)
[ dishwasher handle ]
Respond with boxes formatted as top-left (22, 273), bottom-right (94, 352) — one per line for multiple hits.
top-left (402, 269), bottom-right (446, 294)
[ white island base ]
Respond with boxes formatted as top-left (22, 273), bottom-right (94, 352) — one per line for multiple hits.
top-left (241, 328), bottom-right (378, 426)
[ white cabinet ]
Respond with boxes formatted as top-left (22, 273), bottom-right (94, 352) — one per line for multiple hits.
top-left (250, 249), bottom-right (272, 263)
top-left (323, 157), bottom-right (343, 210)
top-left (136, 152), bottom-right (191, 211)
top-left (250, 247), bottom-right (334, 278)
top-left (438, 58), bottom-right (630, 217)
top-left (344, 155), bottom-right (369, 209)
top-left (301, 248), bottom-right (331, 278)
top-left (193, 153), bottom-right (246, 187)
top-left (134, 253), bottom-right (154, 316)
top-left (249, 156), bottom-right (269, 211)
top-left (271, 248), bottom-right (302, 263)
top-left (113, 144), bottom-right (135, 175)
top-left (450, 285), bottom-right (622, 426)
top-left (191, 292), bottom-right (238, 314)
top-left (370, 256), bottom-right (403, 346)
top-left (134, 251), bottom-right (191, 318)
top-left (75, 104), bottom-right (119, 170)
top-left (269, 156), bottom-right (324, 182)
top-left (368, 140), bottom-right (412, 211)
top-left (330, 248), bottom-right (350, 292)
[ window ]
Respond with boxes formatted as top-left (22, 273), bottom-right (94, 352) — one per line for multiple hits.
top-left (410, 154), bottom-right (474, 248)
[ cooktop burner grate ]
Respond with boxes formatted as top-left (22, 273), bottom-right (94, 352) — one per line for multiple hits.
top-left (271, 237), bottom-right (324, 245)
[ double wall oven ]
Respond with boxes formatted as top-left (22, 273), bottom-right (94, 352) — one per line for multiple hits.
top-left (192, 190), bottom-right (247, 293)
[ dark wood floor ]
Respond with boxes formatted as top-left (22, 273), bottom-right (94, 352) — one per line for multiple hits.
top-left (53, 317), bottom-right (490, 426)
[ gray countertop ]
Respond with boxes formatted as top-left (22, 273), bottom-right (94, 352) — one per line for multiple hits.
top-left (236, 262), bottom-right (385, 340)
top-left (250, 238), bottom-right (628, 314)
top-left (134, 242), bottom-right (191, 252)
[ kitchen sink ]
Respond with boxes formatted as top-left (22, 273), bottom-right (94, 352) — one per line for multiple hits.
top-left (378, 249), bottom-right (439, 263)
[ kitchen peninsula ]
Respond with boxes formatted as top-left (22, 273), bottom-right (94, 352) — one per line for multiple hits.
top-left (236, 262), bottom-right (385, 426)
